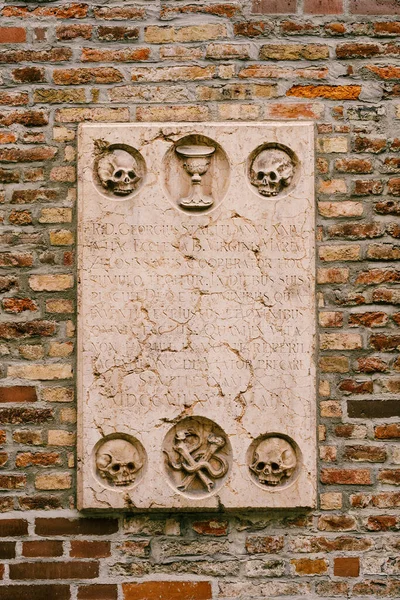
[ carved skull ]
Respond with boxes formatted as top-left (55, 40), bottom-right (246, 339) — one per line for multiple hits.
top-left (250, 149), bottom-right (294, 197)
top-left (97, 149), bottom-right (140, 196)
top-left (250, 437), bottom-right (297, 486)
top-left (96, 439), bottom-right (142, 486)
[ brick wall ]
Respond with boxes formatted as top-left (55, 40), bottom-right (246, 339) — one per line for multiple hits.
top-left (0, 0), bottom-right (400, 598)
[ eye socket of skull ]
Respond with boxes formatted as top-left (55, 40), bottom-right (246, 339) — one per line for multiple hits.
top-left (256, 461), bottom-right (266, 471)
top-left (271, 462), bottom-right (280, 472)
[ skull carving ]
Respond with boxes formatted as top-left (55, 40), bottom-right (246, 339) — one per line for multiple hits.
top-left (97, 149), bottom-right (141, 196)
top-left (250, 148), bottom-right (294, 197)
top-left (250, 437), bottom-right (297, 487)
top-left (96, 439), bottom-right (143, 487)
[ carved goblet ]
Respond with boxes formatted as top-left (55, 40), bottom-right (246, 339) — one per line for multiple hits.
top-left (176, 145), bottom-right (215, 208)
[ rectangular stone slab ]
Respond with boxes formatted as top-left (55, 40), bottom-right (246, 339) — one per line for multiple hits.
top-left (77, 122), bottom-right (316, 510)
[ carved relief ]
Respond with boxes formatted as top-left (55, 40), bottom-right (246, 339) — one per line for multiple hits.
top-left (163, 134), bottom-right (230, 213)
top-left (176, 145), bottom-right (215, 208)
top-left (94, 140), bottom-right (145, 197)
top-left (249, 436), bottom-right (298, 487)
top-left (95, 436), bottom-right (145, 488)
top-left (249, 147), bottom-right (295, 197)
top-left (163, 417), bottom-right (232, 496)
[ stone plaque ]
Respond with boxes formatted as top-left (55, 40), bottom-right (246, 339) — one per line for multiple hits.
top-left (77, 123), bottom-right (316, 510)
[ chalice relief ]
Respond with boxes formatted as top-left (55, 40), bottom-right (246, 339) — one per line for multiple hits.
top-left (176, 145), bottom-right (216, 208)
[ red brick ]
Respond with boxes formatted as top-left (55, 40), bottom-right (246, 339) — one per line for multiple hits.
top-left (353, 135), bottom-right (387, 153)
top-left (18, 496), bottom-right (61, 511)
top-left (35, 517), bottom-right (118, 536)
top-left (0, 321), bottom-right (56, 339)
top-left (0, 168), bottom-right (19, 183)
top-left (93, 6), bottom-right (145, 20)
top-left (2, 4), bottom-right (88, 18)
top-left (264, 102), bottom-right (324, 119)
top-left (0, 110), bottom-right (48, 127)
top-left (344, 445), bottom-right (387, 462)
top-left (0, 407), bottom-right (53, 424)
top-left (0, 49), bottom-right (72, 64)
top-left (8, 210), bottom-right (32, 226)
top-left (56, 24), bottom-right (92, 40)
top-left (97, 26), bottom-right (139, 42)
top-left (336, 158), bottom-right (373, 173)
top-left (336, 43), bottom-right (381, 58)
top-left (370, 334), bottom-right (400, 351)
top-left (349, 400), bottom-right (400, 419)
top-left (375, 424), bottom-right (400, 439)
top-left (0, 542), bottom-right (15, 559)
top-left (16, 452), bottom-right (60, 468)
top-left (350, 0), bottom-right (400, 14)
top-left (2, 298), bottom-right (38, 313)
top-left (0, 387), bottom-right (37, 403)
top-left (374, 22), bottom-right (400, 35)
top-left (234, 21), bottom-right (274, 37)
top-left (356, 357), bottom-right (388, 373)
top-left (348, 312), bottom-right (388, 327)
top-left (378, 469), bottom-right (400, 484)
top-left (334, 557), bottom-right (360, 577)
top-left (251, 0), bottom-right (297, 12)
top-left (81, 48), bottom-right (150, 62)
top-left (10, 562), bottom-right (99, 580)
top-left (0, 90), bottom-right (28, 105)
top-left (161, 4), bottom-right (241, 19)
top-left (366, 65), bottom-right (400, 80)
top-left (318, 514), bottom-right (357, 531)
top-left (353, 180), bottom-right (384, 195)
top-left (123, 582), bottom-right (212, 600)
top-left (287, 84), bottom-right (361, 99)
top-left (0, 586), bottom-right (70, 600)
top-left (0, 519), bottom-right (28, 535)
top-left (70, 541), bottom-right (110, 558)
top-left (0, 28), bottom-right (26, 44)
top-left (304, 0), bottom-right (343, 13)
top-left (0, 475), bottom-right (26, 490)
top-left (22, 541), bottom-right (63, 557)
top-left (53, 68), bottom-right (123, 85)
top-left (339, 379), bottom-right (374, 394)
top-left (0, 147), bottom-right (57, 163)
top-left (321, 468), bottom-right (371, 484)
top-left (78, 586), bottom-right (117, 600)
top-left (328, 223), bottom-right (384, 239)
top-left (389, 178), bottom-right (400, 196)
top-left (192, 520), bottom-right (228, 536)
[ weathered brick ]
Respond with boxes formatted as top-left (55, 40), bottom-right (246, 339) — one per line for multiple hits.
top-left (264, 102), bottom-right (324, 119)
top-left (97, 26), bottom-right (139, 42)
top-left (93, 6), bottom-right (145, 20)
top-left (321, 468), bottom-right (371, 484)
top-left (318, 514), bottom-right (357, 531)
top-left (0, 321), bottom-right (55, 339)
top-left (35, 517), bottom-right (118, 536)
top-left (55, 107), bottom-right (129, 123)
top-left (81, 48), bottom-right (150, 62)
top-left (34, 473), bottom-right (72, 490)
top-left (288, 85), bottom-right (361, 100)
top-left (260, 43), bottom-right (329, 60)
top-left (56, 24), bottom-right (92, 40)
top-left (54, 67), bottom-right (123, 85)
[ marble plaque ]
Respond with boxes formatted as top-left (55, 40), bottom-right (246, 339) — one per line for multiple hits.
top-left (77, 123), bottom-right (316, 510)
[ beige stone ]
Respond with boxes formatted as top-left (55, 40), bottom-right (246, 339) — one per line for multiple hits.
top-left (35, 473), bottom-right (72, 490)
top-left (48, 430), bottom-right (76, 445)
top-left (8, 364), bottom-right (72, 380)
top-left (30, 274), bottom-right (74, 291)
top-left (320, 492), bottom-right (342, 510)
top-left (78, 122), bottom-right (316, 510)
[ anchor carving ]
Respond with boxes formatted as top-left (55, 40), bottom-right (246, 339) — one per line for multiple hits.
top-left (165, 429), bottom-right (228, 493)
